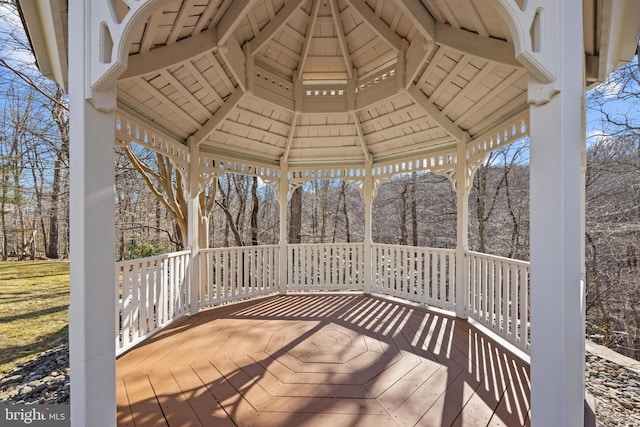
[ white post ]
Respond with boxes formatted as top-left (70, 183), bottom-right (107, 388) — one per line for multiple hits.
top-left (188, 141), bottom-right (200, 314)
top-left (529, 1), bottom-right (585, 424)
top-left (362, 160), bottom-right (373, 294)
top-left (69, 2), bottom-right (116, 426)
top-left (278, 161), bottom-right (289, 293)
top-left (455, 138), bottom-right (469, 319)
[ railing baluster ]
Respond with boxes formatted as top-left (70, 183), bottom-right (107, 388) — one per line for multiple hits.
top-left (463, 250), bottom-right (529, 353)
top-left (510, 263), bottom-right (518, 342)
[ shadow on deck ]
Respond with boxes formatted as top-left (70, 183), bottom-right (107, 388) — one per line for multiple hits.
top-left (116, 294), bottom-right (531, 426)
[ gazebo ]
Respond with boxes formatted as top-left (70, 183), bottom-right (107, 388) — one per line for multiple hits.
top-left (17, 0), bottom-right (640, 426)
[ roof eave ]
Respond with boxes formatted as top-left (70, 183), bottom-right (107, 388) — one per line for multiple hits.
top-left (596, 0), bottom-right (640, 82)
top-left (17, 0), bottom-right (68, 91)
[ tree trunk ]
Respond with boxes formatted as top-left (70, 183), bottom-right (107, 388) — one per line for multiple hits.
top-left (475, 166), bottom-right (487, 253)
top-left (250, 176), bottom-right (259, 246)
top-left (399, 184), bottom-right (408, 245)
top-left (341, 181), bottom-right (351, 243)
top-left (289, 187), bottom-right (302, 244)
top-left (46, 86), bottom-right (69, 259)
top-left (411, 172), bottom-right (418, 246)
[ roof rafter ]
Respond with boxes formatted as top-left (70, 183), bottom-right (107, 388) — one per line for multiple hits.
top-left (182, 61), bottom-right (225, 106)
top-left (204, 51), bottom-right (235, 93)
top-left (217, 0), bottom-right (258, 45)
top-left (140, 8), bottom-right (164, 53)
top-left (282, 112), bottom-right (299, 163)
top-left (193, 0), bottom-right (227, 34)
top-left (454, 68), bottom-right (527, 125)
top-left (352, 111), bottom-right (372, 161)
top-left (119, 27), bottom-right (218, 80)
top-left (298, 0), bottom-right (322, 75)
top-left (329, 0), bottom-right (353, 79)
top-left (406, 84), bottom-right (468, 142)
top-left (159, 69), bottom-right (212, 118)
top-left (135, 77), bottom-right (202, 130)
top-left (219, 37), bottom-right (246, 92)
top-left (405, 35), bottom-right (435, 88)
top-left (251, 0), bottom-right (306, 55)
top-left (166, 0), bottom-right (196, 45)
top-left (440, 63), bottom-right (497, 116)
top-left (190, 87), bottom-right (245, 146)
top-left (392, 0), bottom-right (436, 41)
top-left (343, 0), bottom-right (403, 52)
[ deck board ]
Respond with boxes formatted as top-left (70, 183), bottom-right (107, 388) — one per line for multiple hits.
top-left (117, 294), bottom-right (531, 427)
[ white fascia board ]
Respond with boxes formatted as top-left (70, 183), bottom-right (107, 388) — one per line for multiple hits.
top-left (19, 0), bottom-right (68, 90)
top-left (598, 0), bottom-right (640, 81)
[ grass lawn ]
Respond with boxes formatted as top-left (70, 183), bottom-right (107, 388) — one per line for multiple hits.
top-left (0, 261), bottom-right (69, 375)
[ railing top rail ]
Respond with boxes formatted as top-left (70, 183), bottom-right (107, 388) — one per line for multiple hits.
top-left (466, 250), bottom-right (530, 267)
top-left (288, 242), bottom-right (364, 248)
top-left (372, 243), bottom-right (456, 252)
top-left (201, 245), bottom-right (280, 253)
top-left (116, 249), bottom-right (191, 267)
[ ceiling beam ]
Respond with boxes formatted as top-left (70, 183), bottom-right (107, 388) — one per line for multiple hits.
top-left (298, 0), bottom-right (322, 74)
top-left (329, 0), bottom-right (353, 79)
top-left (393, 0), bottom-right (435, 41)
top-left (282, 112), bottom-right (299, 163)
top-left (405, 36), bottom-right (435, 88)
top-left (251, 0), bottom-right (305, 54)
top-left (435, 23), bottom-right (521, 68)
top-left (119, 27), bottom-right (218, 80)
top-left (219, 37), bottom-right (247, 92)
top-left (217, 0), bottom-right (258, 45)
top-left (190, 87), bottom-right (245, 146)
top-left (407, 84), bottom-right (468, 142)
top-left (352, 111), bottom-right (372, 162)
top-left (343, 0), bottom-right (402, 52)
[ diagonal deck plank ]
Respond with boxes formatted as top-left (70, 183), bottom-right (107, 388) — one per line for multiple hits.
top-left (117, 294), bottom-right (531, 427)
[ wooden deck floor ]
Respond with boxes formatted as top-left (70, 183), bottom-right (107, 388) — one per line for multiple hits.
top-left (116, 294), bottom-right (530, 427)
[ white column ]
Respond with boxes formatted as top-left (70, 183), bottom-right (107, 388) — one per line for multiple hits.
top-left (278, 162), bottom-right (289, 293)
top-left (529, 1), bottom-right (585, 424)
top-left (362, 160), bottom-right (373, 294)
top-left (188, 142), bottom-right (200, 314)
top-left (455, 138), bottom-right (469, 319)
top-left (69, 3), bottom-right (116, 426)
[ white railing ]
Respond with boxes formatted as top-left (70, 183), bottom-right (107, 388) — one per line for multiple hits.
top-left (288, 243), bottom-right (364, 291)
top-left (466, 251), bottom-right (530, 352)
top-left (372, 244), bottom-right (456, 311)
top-left (115, 245), bottom-right (532, 357)
top-left (199, 246), bottom-right (279, 307)
top-left (116, 250), bottom-right (191, 355)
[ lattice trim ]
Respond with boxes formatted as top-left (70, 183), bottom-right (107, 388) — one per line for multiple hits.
top-left (468, 111), bottom-right (529, 163)
top-left (372, 148), bottom-right (457, 196)
top-left (199, 152), bottom-right (281, 193)
top-left (115, 110), bottom-right (189, 170)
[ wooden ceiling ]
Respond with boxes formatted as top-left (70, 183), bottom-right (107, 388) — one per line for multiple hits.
top-left (17, 0), bottom-right (640, 168)
top-left (114, 0), bottom-right (528, 166)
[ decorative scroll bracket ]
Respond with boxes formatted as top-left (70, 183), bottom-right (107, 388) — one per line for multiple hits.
top-left (87, 0), bottom-right (174, 111)
top-left (494, 0), bottom-right (561, 104)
